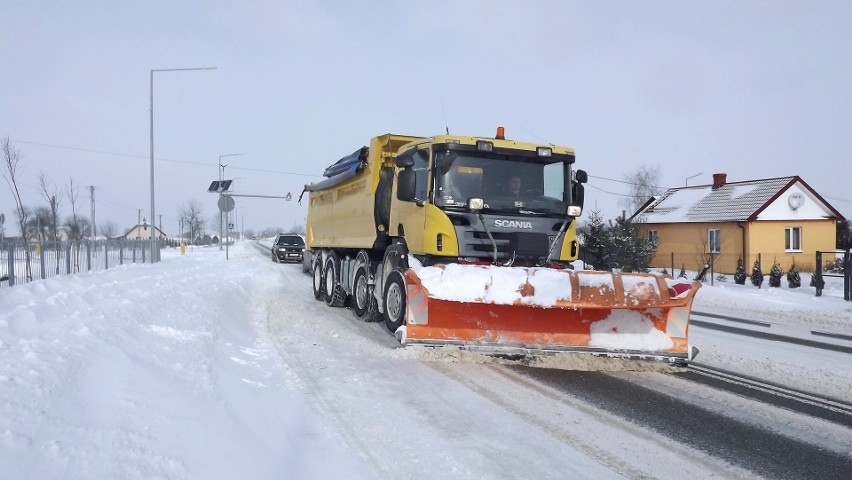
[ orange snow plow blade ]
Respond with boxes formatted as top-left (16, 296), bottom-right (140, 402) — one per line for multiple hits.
top-left (400, 265), bottom-right (701, 365)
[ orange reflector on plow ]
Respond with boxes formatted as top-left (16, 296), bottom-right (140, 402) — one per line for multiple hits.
top-left (401, 265), bottom-right (701, 363)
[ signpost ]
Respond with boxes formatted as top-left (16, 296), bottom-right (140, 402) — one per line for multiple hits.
top-left (217, 192), bottom-right (236, 260)
top-left (207, 179), bottom-right (292, 260)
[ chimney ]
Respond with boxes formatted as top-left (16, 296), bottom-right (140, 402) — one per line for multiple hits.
top-left (712, 173), bottom-right (727, 190)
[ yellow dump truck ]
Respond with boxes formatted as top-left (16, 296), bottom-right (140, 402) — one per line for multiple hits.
top-left (302, 128), bottom-right (700, 365)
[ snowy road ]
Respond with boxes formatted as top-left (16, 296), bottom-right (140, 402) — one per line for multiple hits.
top-left (259, 244), bottom-right (852, 479)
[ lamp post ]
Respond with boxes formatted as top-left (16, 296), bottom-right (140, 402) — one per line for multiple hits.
top-left (685, 172), bottom-right (703, 186)
top-left (149, 66), bottom-right (217, 263)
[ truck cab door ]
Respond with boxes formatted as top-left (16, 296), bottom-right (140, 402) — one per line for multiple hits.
top-left (390, 148), bottom-right (430, 252)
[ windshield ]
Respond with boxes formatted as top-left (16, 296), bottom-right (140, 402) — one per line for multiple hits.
top-left (276, 235), bottom-right (304, 246)
top-left (433, 151), bottom-right (568, 215)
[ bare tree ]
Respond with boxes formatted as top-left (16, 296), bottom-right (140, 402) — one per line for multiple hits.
top-left (180, 200), bottom-right (205, 244)
top-left (38, 173), bottom-right (62, 241)
top-left (100, 220), bottom-right (118, 239)
top-left (65, 177), bottom-right (85, 271)
top-left (620, 165), bottom-right (661, 216)
top-left (26, 206), bottom-right (52, 242)
top-left (65, 177), bottom-right (86, 241)
top-left (38, 172), bottom-right (63, 273)
top-left (1, 137), bottom-right (32, 280)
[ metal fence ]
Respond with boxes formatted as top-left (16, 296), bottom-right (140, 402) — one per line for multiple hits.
top-left (813, 250), bottom-right (852, 301)
top-left (0, 240), bottom-right (161, 287)
top-left (655, 251), bottom-right (817, 277)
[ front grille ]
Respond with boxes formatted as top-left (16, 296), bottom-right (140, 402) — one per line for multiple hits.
top-left (463, 231), bottom-right (550, 258)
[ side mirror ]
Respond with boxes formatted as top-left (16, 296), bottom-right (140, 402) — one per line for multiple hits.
top-left (575, 169), bottom-right (588, 184)
top-left (397, 169), bottom-right (416, 201)
top-left (572, 182), bottom-right (585, 208)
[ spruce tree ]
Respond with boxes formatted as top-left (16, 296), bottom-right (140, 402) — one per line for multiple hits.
top-left (750, 256), bottom-right (764, 287)
top-left (787, 263), bottom-right (801, 288)
top-left (604, 216), bottom-right (655, 273)
top-left (769, 262), bottom-right (783, 287)
top-left (734, 257), bottom-right (747, 285)
top-left (581, 209), bottom-right (609, 271)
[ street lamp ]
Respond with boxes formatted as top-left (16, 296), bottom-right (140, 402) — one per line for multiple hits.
top-left (218, 153), bottom-right (244, 250)
top-left (685, 172), bottom-right (703, 186)
top-left (149, 66), bottom-right (217, 263)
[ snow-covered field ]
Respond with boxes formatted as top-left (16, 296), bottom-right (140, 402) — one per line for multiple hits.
top-left (1, 241), bottom-right (849, 479)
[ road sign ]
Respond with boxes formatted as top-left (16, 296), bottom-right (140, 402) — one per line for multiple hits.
top-left (218, 195), bottom-right (235, 212)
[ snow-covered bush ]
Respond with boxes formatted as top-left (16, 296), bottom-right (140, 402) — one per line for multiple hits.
top-left (678, 265), bottom-right (687, 279)
top-left (787, 264), bottom-right (801, 288)
top-left (768, 262), bottom-right (783, 287)
top-left (734, 258), bottom-right (747, 285)
top-left (751, 257), bottom-right (764, 287)
top-left (824, 258), bottom-right (845, 274)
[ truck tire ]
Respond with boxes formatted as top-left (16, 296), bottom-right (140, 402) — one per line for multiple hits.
top-left (312, 255), bottom-right (325, 301)
top-left (383, 269), bottom-right (407, 334)
top-left (352, 264), bottom-right (379, 322)
top-left (324, 253), bottom-right (347, 307)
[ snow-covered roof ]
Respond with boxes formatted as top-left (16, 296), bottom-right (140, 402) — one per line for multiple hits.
top-left (634, 176), bottom-right (844, 224)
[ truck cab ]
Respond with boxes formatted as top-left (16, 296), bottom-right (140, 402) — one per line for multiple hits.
top-left (392, 130), bottom-right (587, 267)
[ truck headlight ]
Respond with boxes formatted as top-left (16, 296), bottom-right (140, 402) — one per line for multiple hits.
top-left (567, 205), bottom-right (582, 216)
top-left (476, 141), bottom-right (493, 152)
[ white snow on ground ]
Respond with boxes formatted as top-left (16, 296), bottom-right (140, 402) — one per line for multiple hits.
top-left (1, 241), bottom-right (850, 478)
top-left (0, 244), bottom-right (368, 480)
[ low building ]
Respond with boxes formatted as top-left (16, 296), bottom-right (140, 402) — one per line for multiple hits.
top-left (122, 218), bottom-right (167, 241)
top-left (632, 173), bottom-right (845, 274)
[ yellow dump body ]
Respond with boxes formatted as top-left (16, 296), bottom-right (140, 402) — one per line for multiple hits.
top-left (306, 134), bottom-right (421, 250)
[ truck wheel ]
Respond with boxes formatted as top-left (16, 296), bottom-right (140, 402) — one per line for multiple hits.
top-left (312, 256), bottom-right (325, 301)
top-left (324, 254), bottom-right (347, 307)
top-left (352, 264), bottom-right (378, 321)
top-left (383, 269), bottom-right (407, 334)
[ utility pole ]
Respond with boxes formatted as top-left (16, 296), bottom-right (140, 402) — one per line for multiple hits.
top-left (89, 186), bottom-right (96, 239)
top-left (158, 214), bottom-right (163, 238)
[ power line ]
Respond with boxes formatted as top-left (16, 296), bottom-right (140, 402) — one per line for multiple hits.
top-left (10, 138), bottom-right (321, 178)
top-left (585, 182), bottom-right (634, 198)
top-left (823, 194), bottom-right (852, 204)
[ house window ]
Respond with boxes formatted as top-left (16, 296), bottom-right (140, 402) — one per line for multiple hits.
top-left (648, 230), bottom-right (658, 245)
top-left (785, 227), bottom-right (802, 251)
top-left (708, 229), bottom-right (720, 253)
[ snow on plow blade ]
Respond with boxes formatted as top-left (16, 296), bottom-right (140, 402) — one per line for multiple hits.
top-left (400, 265), bottom-right (701, 365)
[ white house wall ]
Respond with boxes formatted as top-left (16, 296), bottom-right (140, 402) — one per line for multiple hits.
top-left (755, 182), bottom-right (830, 221)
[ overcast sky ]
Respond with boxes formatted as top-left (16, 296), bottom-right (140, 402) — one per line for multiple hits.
top-left (2, 0), bottom-right (850, 237)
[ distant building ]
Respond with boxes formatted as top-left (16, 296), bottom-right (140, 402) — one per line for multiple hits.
top-left (122, 218), bottom-right (167, 241)
top-left (632, 173), bottom-right (845, 274)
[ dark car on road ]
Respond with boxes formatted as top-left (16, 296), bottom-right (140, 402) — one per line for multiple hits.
top-left (271, 234), bottom-right (305, 263)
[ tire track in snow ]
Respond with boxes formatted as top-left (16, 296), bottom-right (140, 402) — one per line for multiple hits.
top-left (427, 363), bottom-right (753, 480)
